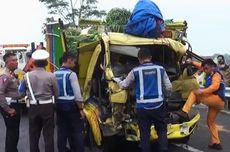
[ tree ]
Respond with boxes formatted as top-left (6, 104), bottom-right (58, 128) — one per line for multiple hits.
top-left (39, 0), bottom-right (106, 25)
top-left (39, 0), bottom-right (106, 52)
top-left (106, 8), bottom-right (131, 33)
top-left (64, 26), bottom-right (81, 51)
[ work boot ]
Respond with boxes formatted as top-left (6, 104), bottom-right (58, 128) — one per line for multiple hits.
top-left (208, 143), bottom-right (223, 150)
top-left (174, 110), bottom-right (189, 122)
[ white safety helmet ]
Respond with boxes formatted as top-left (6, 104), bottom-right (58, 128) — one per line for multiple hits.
top-left (32, 49), bottom-right (49, 60)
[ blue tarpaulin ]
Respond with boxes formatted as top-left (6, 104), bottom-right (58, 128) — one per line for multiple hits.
top-left (124, 0), bottom-right (164, 38)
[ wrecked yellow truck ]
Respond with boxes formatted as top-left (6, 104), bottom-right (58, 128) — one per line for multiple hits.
top-left (77, 22), bottom-right (201, 151)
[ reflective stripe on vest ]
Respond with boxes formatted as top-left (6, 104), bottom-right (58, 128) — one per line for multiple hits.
top-left (54, 69), bottom-right (75, 101)
top-left (133, 63), bottom-right (164, 109)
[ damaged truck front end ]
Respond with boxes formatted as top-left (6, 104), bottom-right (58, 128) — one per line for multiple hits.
top-left (77, 32), bottom-right (201, 150)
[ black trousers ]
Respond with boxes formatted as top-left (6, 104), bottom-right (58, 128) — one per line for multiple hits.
top-left (28, 103), bottom-right (55, 152)
top-left (56, 104), bottom-right (84, 152)
top-left (0, 103), bottom-right (21, 152)
top-left (136, 105), bottom-right (168, 152)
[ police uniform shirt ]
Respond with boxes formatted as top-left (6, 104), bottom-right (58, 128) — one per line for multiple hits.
top-left (24, 67), bottom-right (59, 102)
top-left (22, 49), bottom-right (59, 102)
top-left (0, 68), bottom-right (20, 111)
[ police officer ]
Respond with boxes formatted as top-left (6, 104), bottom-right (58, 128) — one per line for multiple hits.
top-left (19, 49), bottom-right (59, 152)
top-left (113, 48), bottom-right (172, 152)
top-left (54, 52), bottom-right (85, 152)
top-left (0, 52), bottom-right (21, 152)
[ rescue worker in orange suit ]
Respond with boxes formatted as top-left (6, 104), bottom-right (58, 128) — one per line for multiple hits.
top-left (23, 57), bottom-right (35, 72)
top-left (176, 58), bottom-right (225, 150)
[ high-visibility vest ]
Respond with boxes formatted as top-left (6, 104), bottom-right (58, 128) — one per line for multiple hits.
top-left (133, 63), bottom-right (165, 109)
top-left (54, 68), bottom-right (75, 103)
top-left (205, 71), bottom-right (225, 101)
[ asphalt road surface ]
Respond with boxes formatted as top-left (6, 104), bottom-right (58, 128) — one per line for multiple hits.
top-left (0, 105), bottom-right (230, 152)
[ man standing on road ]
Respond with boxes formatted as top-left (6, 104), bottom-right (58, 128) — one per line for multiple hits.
top-left (176, 58), bottom-right (225, 150)
top-left (217, 55), bottom-right (230, 87)
top-left (54, 52), bottom-right (85, 152)
top-left (19, 49), bottom-right (59, 152)
top-left (113, 48), bottom-right (172, 152)
top-left (0, 52), bottom-right (21, 152)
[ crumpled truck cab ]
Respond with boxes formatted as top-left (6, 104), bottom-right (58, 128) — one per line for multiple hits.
top-left (77, 32), bottom-right (200, 148)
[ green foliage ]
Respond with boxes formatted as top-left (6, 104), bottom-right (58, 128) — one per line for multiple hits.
top-left (77, 32), bottom-right (100, 42)
top-left (39, 0), bottom-right (106, 25)
top-left (64, 27), bottom-right (80, 51)
top-left (64, 7), bottom-right (131, 51)
top-left (64, 26), bottom-right (100, 52)
top-left (106, 8), bottom-right (131, 33)
top-left (39, 0), bottom-right (106, 52)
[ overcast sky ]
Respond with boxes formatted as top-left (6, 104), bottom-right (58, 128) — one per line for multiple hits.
top-left (0, 0), bottom-right (229, 56)
top-left (0, 0), bottom-right (48, 45)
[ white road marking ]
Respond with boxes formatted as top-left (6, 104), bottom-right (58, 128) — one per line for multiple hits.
top-left (195, 104), bottom-right (230, 115)
top-left (173, 143), bottom-right (204, 152)
top-left (221, 110), bottom-right (230, 115)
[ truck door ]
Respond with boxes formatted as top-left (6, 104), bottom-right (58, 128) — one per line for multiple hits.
top-left (77, 41), bottom-right (102, 100)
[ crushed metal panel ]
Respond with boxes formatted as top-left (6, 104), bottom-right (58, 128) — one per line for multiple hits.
top-left (108, 32), bottom-right (186, 55)
top-left (110, 45), bottom-right (139, 57)
top-left (78, 41), bottom-right (100, 89)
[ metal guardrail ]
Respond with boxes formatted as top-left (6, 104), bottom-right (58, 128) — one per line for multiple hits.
top-left (225, 87), bottom-right (230, 110)
top-left (225, 87), bottom-right (230, 98)
top-left (199, 86), bottom-right (230, 109)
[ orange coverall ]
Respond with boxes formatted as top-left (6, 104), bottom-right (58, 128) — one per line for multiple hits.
top-left (23, 58), bottom-right (35, 72)
top-left (182, 61), bottom-right (225, 145)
